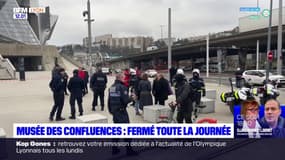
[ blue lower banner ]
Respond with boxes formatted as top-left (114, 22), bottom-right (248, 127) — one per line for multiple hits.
top-left (1, 138), bottom-right (285, 160)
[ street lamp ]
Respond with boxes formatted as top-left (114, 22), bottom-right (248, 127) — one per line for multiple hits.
top-left (266, 0), bottom-right (273, 83)
top-left (83, 0), bottom-right (94, 72)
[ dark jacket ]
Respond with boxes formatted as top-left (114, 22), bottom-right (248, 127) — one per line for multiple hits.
top-left (67, 75), bottom-right (85, 97)
top-left (235, 70), bottom-right (243, 79)
top-left (49, 73), bottom-right (65, 93)
top-left (189, 77), bottom-right (205, 97)
top-left (138, 79), bottom-right (153, 108)
top-left (90, 71), bottom-right (107, 90)
top-left (84, 70), bottom-right (89, 84)
top-left (260, 117), bottom-right (285, 138)
top-left (175, 74), bottom-right (192, 112)
top-left (108, 80), bottom-right (131, 123)
top-left (152, 77), bottom-right (169, 101)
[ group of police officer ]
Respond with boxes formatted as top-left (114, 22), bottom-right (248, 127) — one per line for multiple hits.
top-left (49, 67), bottom-right (107, 121)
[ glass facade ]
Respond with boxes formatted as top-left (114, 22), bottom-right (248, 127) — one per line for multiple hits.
top-left (0, 0), bottom-right (57, 45)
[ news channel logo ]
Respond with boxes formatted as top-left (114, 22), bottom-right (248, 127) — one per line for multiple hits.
top-left (13, 7), bottom-right (46, 20)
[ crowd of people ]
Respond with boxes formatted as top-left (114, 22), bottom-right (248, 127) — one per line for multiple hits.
top-left (48, 64), bottom-right (207, 124)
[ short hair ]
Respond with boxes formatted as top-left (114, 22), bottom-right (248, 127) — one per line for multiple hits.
top-left (58, 68), bottom-right (65, 72)
top-left (116, 73), bottom-right (123, 80)
top-left (73, 69), bottom-right (78, 75)
top-left (141, 73), bottom-right (148, 80)
top-left (265, 99), bottom-right (280, 109)
top-left (240, 100), bottom-right (259, 118)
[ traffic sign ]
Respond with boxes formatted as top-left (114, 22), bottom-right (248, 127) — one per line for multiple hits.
top-left (267, 51), bottom-right (273, 62)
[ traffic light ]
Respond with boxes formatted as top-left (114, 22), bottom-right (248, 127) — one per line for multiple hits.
top-left (267, 51), bottom-right (273, 62)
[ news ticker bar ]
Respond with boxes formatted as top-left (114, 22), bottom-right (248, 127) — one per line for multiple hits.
top-left (13, 123), bottom-right (234, 139)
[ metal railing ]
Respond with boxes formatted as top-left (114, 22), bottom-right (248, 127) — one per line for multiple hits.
top-left (0, 54), bottom-right (16, 79)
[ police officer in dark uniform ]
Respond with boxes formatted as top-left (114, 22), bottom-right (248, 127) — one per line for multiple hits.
top-left (174, 69), bottom-right (193, 123)
top-left (90, 68), bottom-right (107, 111)
top-left (189, 69), bottom-right (206, 119)
top-left (108, 73), bottom-right (137, 156)
top-left (67, 69), bottom-right (85, 119)
top-left (235, 67), bottom-right (243, 88)
top-left (49, 68), bottom-right (65, 121)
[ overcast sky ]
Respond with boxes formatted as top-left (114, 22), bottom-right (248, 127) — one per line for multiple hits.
top-left (40, 0), bottom-right (281, 46)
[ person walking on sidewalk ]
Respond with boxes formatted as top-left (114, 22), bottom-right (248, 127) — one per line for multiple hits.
top-left (49, 68), bottom-right (66, 121)
top-left (152, 73), bottom-right (169, 105)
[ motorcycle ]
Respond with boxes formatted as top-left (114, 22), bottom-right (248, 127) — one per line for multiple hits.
top-left (252, 80), bottom-right (280, 105)
top-left (220, 78), bottom-right (255, 115)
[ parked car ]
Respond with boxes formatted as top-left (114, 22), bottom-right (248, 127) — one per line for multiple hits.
top-left (145, 69), bottom-right (157, 78)
top-left (242, 70), bottom-right (285, 86)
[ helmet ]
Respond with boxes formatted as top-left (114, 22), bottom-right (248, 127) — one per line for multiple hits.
top-left (192, 68), bottom-right (200, 75)
top-left (176, 68), bottom-right (184, 75)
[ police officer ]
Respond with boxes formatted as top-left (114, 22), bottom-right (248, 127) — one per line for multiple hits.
top-left (174, 69), bottom-right (193, 123)
top-left (108, 73), bottom-right (137, 156)
top-left (189, 69), bottom-right (205, 119)
top-left (90, 68), bottom-right (107, 111)
top-left (67, 69), bottom-right (85, 119)
top-left (235, 67), bottom-right (243, 88)
top-left (49, 68), bottom-right (65, 121)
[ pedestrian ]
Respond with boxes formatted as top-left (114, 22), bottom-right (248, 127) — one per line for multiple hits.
top-left (133, 72), bottom-right (142, 115)
top-left (174, 69), bottom-right (193, 123)
top-left (138, 73), bottom-right (153, 110)
top-left (51, 64), bottom-right (60, 78)
top-left (67, 69), bottom-right (85, 119)
top-left (135, 66), bottom-right (141, 77)
top-left (63, 71), bottom-right (69, 95)
top-left (152, 73), bottom-right (169, 105)
top-left (90, 68), bottom-right (107, 111)
top-left (107, 73), bottom-right (138, 156)
top-left (83, 68), bottom-right (89, 94)
top-left (123, 68), bottom-right (131, 89)
top-left (49, 68), bottom-right (66, 121)
top-left (152, 75), bottom-right (159, 104)
top-left (169, 66), bottom-right (177, 86)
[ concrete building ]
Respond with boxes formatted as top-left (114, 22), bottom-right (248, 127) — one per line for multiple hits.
top-left (239, 7), bottom-right (285, 33)
top-left (0, 0), bottom-right (59, 73)
top-left (95, 34), bottom-right (153, 52)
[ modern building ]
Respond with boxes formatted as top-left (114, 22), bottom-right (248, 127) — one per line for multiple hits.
top-left (0, 0), bottom-right (58, 45)
top-left (0, 0), bottom-right (59, 72)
